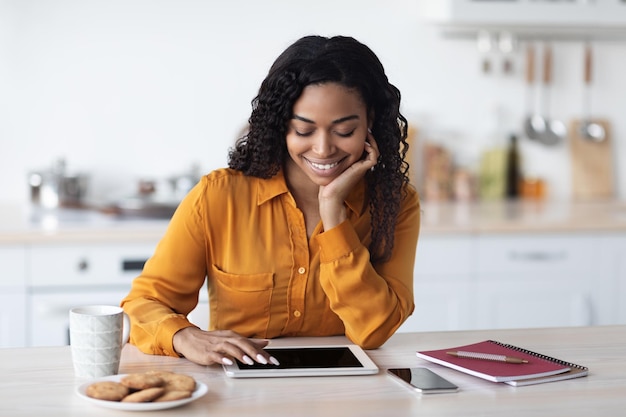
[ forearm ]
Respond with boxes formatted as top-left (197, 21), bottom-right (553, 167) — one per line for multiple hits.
top-left (316, 221), bottom-right (416, 349)
top-left (121, 180), bottom-right (210, 356)
top-left (122, 292), bottom-right (197, 357)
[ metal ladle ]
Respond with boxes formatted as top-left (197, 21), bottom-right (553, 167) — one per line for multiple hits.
top-left (537, 44), bottom-right (566, 146)
top-left (579, 43), bottom-right (606, 142)
top-left (523, 44), bottom-right (544, 140)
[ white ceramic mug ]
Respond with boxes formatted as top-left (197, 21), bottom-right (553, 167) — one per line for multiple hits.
top-left (69, 305), bottom-right (130, 378)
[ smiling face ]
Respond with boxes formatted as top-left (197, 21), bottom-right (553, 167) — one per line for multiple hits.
top-left (285, 82), bottom-right (370, 189)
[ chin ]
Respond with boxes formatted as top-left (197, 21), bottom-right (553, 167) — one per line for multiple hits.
top-left (306, 169), bottom-right (345, 186)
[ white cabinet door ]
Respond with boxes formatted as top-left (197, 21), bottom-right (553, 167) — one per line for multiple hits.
top-left (0, 246), bottom-right (26, 286)
top-left (599, 235), bottom-right (626, 324)
top-left (28, 243), bottom-right (157, 287)
top-left (474, 233), bottom-right (610, 329)
top-left (0, 246), bottom-right (27, 347)
top-left (473, 280), bottom-right (594, 329)
top-left (400, 235), bottom-right (474, 332)
top-left (26, 242), bottom-right (158, 347)
top-left (28, 290), bottom-right (130, 346)
top-left (616, 237), bottom-right (626, 324)
top-left (402, 281), bottom-right (474, 332)
top-left (0, 290), bottom-right (27, 348)
top-left (187, 283), bottom-right (209, 331)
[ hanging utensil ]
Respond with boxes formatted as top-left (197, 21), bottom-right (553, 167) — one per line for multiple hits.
top-left (537, 44), bottom-right (566, 145)
top-left (477, 30), bottom-right (493, 74)
top-left (579, 43), bottom-right (606, 142)
top-left (523, 44), bottom-right (544, 140)
top-left (498, 31), bottom-right (517, 75)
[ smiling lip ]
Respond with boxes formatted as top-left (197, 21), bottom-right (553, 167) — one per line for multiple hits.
top-left (309, 161), bottom-right (340, 170)
top-left (304, 157), bottom-right (345, 176)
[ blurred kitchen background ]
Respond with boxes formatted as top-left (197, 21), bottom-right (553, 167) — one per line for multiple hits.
top-left (2, 0), bottom-right (626, 348)
top-left (1, 0), bottom-right (625, 206)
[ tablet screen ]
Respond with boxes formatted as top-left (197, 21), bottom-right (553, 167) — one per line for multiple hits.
top-left (236, 347), bottom-right (362, 369)
top-left (222, 344), bottom-right (379, 377)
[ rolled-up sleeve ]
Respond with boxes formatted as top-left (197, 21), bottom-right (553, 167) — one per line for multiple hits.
top-left (315, 186), bottom-right (420, 349)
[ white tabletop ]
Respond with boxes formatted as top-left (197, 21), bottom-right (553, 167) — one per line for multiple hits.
top-left (1, 325), bottom-right (625, 416)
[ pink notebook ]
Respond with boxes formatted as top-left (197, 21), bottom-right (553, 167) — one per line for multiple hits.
top-left (416, 340), bottom-right (580, 383)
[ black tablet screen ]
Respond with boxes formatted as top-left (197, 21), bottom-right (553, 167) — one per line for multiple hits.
top-left (235, 347), bottom-right (363, 369)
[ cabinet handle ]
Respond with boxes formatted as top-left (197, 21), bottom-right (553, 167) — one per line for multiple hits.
top-left (122, 259), bottom-right (148, 272)
top-left (508, 251), bottom-right (567, 262)
top-left (77, 259), bottom-right (89, 272)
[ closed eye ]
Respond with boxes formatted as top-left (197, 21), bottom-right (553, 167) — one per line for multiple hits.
top-left (336, 129), bottom-right (356, 138)
top-left (295, 130), bottom-right (314, 137)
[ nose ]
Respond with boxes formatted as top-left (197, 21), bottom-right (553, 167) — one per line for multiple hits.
top-left (311, 132), bottom-right (335, 157)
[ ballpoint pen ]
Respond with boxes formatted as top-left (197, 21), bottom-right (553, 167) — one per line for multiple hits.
top-left (446, 350), bottom-right (529, 364)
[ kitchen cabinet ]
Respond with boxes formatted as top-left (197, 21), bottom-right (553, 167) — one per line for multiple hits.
top-left (0, 246), bottom-right (26, 286)
top-left (26, 242), bottom-right (157, 346)
top-left (400, 235), bottom-right (474, 332)
top-left (404, 232), bottom-right (618, 332)
top-left (187, 292), bottom-right (209, 331)
top-left (417, 0), bottom-right (626, 29)
top-left (473, 233), bottom-right (612, 329)
top-left (28, 243), bottom-right (156, 287)
top-left (599, 235), bottom-right (626, 325)
top-left (616, 238), bottom-right (626, 324)
top-left (8, 232), bottom-right (626, 346)
top-left (0, 290), bottom-right (27, 348)
top-left (0, 247), bottom-right (27, 348)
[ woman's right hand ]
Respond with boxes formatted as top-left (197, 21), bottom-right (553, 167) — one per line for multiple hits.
top-left (172, 327), bottom-right (279, 366)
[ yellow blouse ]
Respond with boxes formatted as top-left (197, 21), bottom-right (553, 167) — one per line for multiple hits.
top-left (121, 168), bottom-right (420, 357)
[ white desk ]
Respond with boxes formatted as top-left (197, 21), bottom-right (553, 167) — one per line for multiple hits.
top-left (1, 325), bottom-right (625, 416)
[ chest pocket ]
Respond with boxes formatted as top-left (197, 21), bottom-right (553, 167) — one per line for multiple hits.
top-left (209, 264), bottom-right (274, 337)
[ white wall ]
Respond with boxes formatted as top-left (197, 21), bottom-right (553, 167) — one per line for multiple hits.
top-left (1, 0), bottom-right (625, 205)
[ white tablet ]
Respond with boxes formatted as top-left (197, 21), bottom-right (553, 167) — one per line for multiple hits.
top-left (222, 344), bottom-right (379, 378)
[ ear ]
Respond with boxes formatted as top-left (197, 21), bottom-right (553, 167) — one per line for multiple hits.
top-left (367, 110), bottom-right (375, 131)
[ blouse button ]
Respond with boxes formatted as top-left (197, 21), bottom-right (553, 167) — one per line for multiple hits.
top-left (298, 267), bottom-right (306, 274)
top-left (293, 310), bottom-right (302, 318)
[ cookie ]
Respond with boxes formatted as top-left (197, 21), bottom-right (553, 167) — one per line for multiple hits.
top-left (147, 371), bottom-right (196, 392)
top-left (85, 381), bottom-right (129, 402)
top-left (121, 387), bottom-right (166, 403)
top-left (119, 373), bottom-right (164, 390)
top-left (154, 390), bottom-right (193, 402)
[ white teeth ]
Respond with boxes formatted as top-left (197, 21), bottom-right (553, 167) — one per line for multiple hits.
top-left (310, 161), bottom-right (339, 170)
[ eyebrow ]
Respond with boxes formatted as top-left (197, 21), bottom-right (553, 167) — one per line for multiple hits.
top-left (292, 114), bottom-right (360, 124)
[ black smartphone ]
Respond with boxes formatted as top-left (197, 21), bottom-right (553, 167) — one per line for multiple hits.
top-left (387, 368), bottom-right (459, 394)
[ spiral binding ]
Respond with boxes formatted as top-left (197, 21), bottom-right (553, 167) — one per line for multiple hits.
top-left (488, 340), bottom-right (588, 370)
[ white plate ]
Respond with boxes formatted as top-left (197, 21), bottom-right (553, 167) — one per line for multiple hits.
top-left (76, 374), bottom-right (208, 411)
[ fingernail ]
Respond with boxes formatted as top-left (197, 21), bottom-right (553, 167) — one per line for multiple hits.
top-left (242, 355), bottom-right (254, 365)
top-left (365, 141), bottom-right (372, 146)
top-left (221, 357), bottom-right (234, 366)
top-left (367, 128), bottom-right (372, 133)
top-left (256, 354), bottom-right (268, 365)
top-left (269, 356), bottom-right (280, 366)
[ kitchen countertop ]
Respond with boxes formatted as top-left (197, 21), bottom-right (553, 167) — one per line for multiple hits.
top-left (419, 199), bottom-right (626, 235)
top-left (0, 205), bottom-right (169, 244)
top-left (2, 326), bottom-right (625, 416)
top-left (1, 200), bottom-right (626, 244)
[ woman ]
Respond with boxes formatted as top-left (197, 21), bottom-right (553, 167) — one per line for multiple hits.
top-left (122, 35), bottom-right (420, 367)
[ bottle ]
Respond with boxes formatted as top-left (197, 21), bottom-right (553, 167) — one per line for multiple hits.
top-left (505, 134), bottom-right (521, 198)
top-left (478, 104), bottom-right (508, 200)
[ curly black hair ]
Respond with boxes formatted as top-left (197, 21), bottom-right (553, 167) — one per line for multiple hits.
top-left (229, 35), bottom-right (410, 263)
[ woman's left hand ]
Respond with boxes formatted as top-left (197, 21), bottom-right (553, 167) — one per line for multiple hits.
top-left (318, 132), bottom-right (379, 230)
